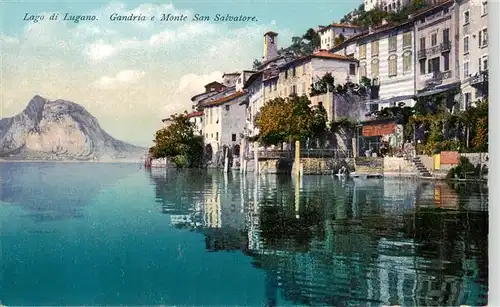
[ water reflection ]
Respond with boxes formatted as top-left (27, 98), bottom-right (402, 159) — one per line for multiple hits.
top-left (149, 169), bottom-right (488, 306)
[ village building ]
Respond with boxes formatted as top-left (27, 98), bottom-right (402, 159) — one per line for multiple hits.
top-left (410, 0), bottom-right (461, 112)
top-left (317, 23), bottom-right (365, 50)
top-left (457, 0), bottom-right (488, 109)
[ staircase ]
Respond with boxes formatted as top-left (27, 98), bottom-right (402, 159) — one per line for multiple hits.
top-left (411, 156), bottom-right (433, 178)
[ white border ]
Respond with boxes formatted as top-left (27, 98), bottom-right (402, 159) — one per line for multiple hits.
top-left (489, 0), bottom-right (499, 306)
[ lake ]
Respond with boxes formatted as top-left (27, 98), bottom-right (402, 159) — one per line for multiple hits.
top-left (0, 163), bottom-right (488, 306)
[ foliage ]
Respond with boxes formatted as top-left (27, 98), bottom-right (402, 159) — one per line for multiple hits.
top-left (252, 59), bottom-right (262, 70)
top-left (330, 117), bottom-right (356, 133)
top-left (255, 94), bottom-right (327, 146)
top-left (351, 0), bottom-right (428, 28)
top-left (149, 113), bottom-right (204, 168)
top-left (446, 157), bottom-right (480, 180)
top-left (334, 34), bottom-right (346, 46)
top-left (310, 73), bottom-right (335, 96)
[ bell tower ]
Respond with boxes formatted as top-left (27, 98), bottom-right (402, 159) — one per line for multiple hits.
top-left (263, 31), bottom-right (278, 62)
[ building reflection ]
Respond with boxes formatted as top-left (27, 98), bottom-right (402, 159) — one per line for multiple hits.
top-left (148, 169), bottom-right (488, 306)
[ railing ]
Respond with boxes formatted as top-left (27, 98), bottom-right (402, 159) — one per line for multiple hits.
top-left (469, 70), bottom-right (488, 86)
top-left (423, 71), bottom-right (452, 85)
top-left (245, 148), bottom-right (353, 160)
top-left (418, 49), bottom-right (427, 59)
top-left (441, 41), bottom-right (451, 52)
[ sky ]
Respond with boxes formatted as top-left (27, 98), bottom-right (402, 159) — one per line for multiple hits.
top-left (0, 0), bottom-right (361, 147)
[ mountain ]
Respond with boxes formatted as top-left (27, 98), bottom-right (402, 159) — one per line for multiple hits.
top-left (0, 95), bottom-right (147, 161)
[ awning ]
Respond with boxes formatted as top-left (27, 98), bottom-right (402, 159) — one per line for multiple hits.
top-left (416, 82), bottom-right (460, 98)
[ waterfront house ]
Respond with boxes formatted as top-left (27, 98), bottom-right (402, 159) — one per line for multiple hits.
top-left (317, 23), bottom-right (365, 50)
top-left (186, 111), bottom-right (204, 136)
top-left (355, 20), bottom-right (416, 111)
top-left (191, 81), bottom-right (227, 111)
top-left (458, 0), bottom-right (488, 109)
top-left (410, 0), bottom-right (461, 111)
top-left (201, 89), bottom-right (248, 160)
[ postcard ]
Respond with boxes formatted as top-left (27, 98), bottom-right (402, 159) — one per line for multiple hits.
top-left (0, 0), bottom-right (489, 306)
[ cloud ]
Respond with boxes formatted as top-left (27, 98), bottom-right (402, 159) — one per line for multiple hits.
top-left (1, 2), bottom-right (293, 146)
top-left (94, 70), bottom-right (146, 88)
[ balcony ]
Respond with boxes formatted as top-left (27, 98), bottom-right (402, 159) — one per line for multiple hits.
top-left (440, 41), bottom-right (451, 52)
top-left (418, 49), bottom-right (427, 59)
top-left (421, 71), bottom-right (452, 86)
top-left (469, 70), bottom-right (488, 87)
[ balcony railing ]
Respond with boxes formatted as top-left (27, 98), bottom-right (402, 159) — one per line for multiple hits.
top-left (418, 49), bottom-right (427, 59)
top-left (441, 40), bottom-right (451, 52)
top-left (419, 42), bottom-right (452, 58)
top-left (469, 70), bottom-right (488, 86)
top-left (421, 71), bottom-right (452, 85)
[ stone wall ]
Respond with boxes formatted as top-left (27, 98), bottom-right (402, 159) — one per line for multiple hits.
top-left (257, 157), bottom-right (353, 175)
top-left (383, 157), bottom-right (418, 177)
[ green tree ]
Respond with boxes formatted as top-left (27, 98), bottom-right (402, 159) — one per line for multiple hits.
top-left (255, 95), bottom-right (327, 147)
top-left (149, 113), bottom-right (204, 168)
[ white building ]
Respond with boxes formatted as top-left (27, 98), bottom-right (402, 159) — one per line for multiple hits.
top-left (458, 0), bottom-right (488, 109)
top-left (364, 0), bottom-right (422, 12)
top-left (186, 111), bottom-right (204, 136)
top-left (356, 21), bottom-right (416, 111)
top-left (202, 90), bottom-right (248, 156)
top-left (317, 23), bottom-right (364, 50)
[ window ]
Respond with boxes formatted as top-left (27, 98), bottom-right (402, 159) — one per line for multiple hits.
top-left (216, 132), bottom-right (218, 141)
top-left (403, 52), bottom-right (412, 73)
top-left (291, 85), bottom-right (296, 94)
top-left (349, 63), bottom-right (356, 75)
top-left (463, 10), bottom-right (470, 25)
top-left (225, 105), bottom-right (230, 111)
top-left (359, 44), bottom-right (366, 59)
top-left (301, 82), bottom-right (306, 94)
top-left (443, 53), bottom-right (449, 71)
top-left (200, 117), bottom-right (203, 123)
top-left (403, 31), bottom-right (412, 49)
top-left (428, 57), bottom-right (440, 73)
top-left (232, 134), bottom-right (237, 142)
top-left (419, 60), bottom-right (426, 74)
top-left (284, 87), bottom-right (287, 96)
top-left (284, 70), bottom-right (288, 79)
top-left (206, 133), bottom-right (208, 138)
top-left (431, 33), bottom-right (437, 46)
top-left (302, 64), bottom-right (307, 74)
top-left (371, 41), bottom-right (379, 56)
top-left (292, 67), bottom-right (296, 77)
top-left (371, 59), bottom-right (379, 77)
top-left (388, 55), bottom-right (397, 77)
top-left (211, 133), bottom-right (213, 138)
top-left (419, 37), bottom-right (426, 51)
top-left (480, 55), bottom-right (488, 71)
top-left (463, 61), bottom-right (469, 78)
top-left (479, 28), bottom-right (488, 47)
top-left (464, 92), bottom-right (472, 109)
top-left (463, 36), bottom-right (469, 54)
top-left (481, 1), bottom-right (487, 16)
top-left (389, 36), bottom-right (397, 52)
top-left (273, 82), bottom-right (277, 91)
top-left (360, 63), bottom-right (367, 78)
top-left (443, 28), bottom-right (450, 44)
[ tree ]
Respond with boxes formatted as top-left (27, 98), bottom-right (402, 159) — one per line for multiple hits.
top-left (255, 94), bottom-right (327, 147)
top-left (334, 34), bottom-right (346, 46)
top-left (149, 113), bottom-right (204, 168)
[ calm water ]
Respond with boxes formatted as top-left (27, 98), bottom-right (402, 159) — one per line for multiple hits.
top-left (0, 163), bottom-right (488, 306)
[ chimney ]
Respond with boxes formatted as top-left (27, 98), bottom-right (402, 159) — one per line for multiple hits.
top-left (263, 31), bottom-right (278, 62)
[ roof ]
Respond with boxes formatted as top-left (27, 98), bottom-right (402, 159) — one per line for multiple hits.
top-left (410, 0), bottom-right (453, 19)
top-left (264, 31), bottom-right (278, 37)
top-left (204, 81), bottom-right (224, 88)
top-left (202, 91), bottom-right (247, 108)
top-left (191, 90), bottom-right (219, 101)
top-left (222, 72), bottom-right (240, 77)
top-left (243, 71), bottom-right (263, 89)
top-left (279, 52), bottom-right (357, 70)
top-left (186, 111), bottom-right (203, 118)
top-left (318, 23), bottom-right (364, 33)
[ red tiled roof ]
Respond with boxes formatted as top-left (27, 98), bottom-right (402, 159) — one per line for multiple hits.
top-left (311, 51), bottom-right (357, 61)
top-left (203, 91), bottom-right (247, 108)
top-left (318, 23), bottom-right (364, 32)
top-left (186, 111), bottom-right (203, 118)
